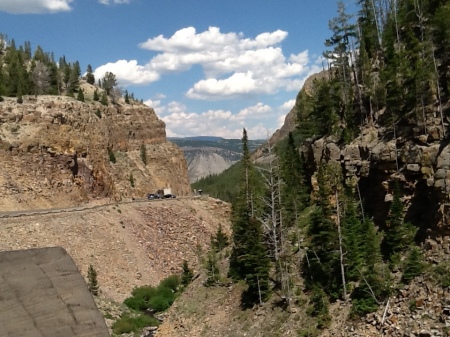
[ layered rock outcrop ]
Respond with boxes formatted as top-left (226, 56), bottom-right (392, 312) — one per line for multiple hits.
top-left (0, 95), bottom-right (190, 211)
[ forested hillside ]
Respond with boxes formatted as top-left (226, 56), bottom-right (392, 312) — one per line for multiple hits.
top-left (182, 0), bottom-right (450, 335)
top-left (0, 34), bottom-right (140, 103)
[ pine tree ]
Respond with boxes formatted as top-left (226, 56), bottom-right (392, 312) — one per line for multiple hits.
top-left (140, 144), bottom-right (147, 165)
top-left (342, 192), bottom-right (365, 281)
top-left (101, 91), bottom-right (108, 105)
top-left (86, 64), bottom-right (95, 85)
top-left (67, 61), bottom-right (81, 95)
top-left (402, 246), bottom-right (424, 283)
top-left (382, 181), bottom-right (416, 268)
top-left (124, 90), bottom-right (130, 104)
top-left (229, 129), bottom-right (270, 305)
top-left (77, 89), bottom-right (85, 102)
top-left (279, 132), bottom-right (309, 227)
top-left (211, 223), bottom-right (229, 252)
top-left (181, 260), bottom-right (194, 286)
top-left (93, 89), bottom-right (99, 101)
top-left (205, 250), bottom-right (220, 286)
top-left (102, 72), bottom-right (117, 95)
top-left (87, 264), bottom-right (99, 296)
top-left (303, 163), bottom-right (342, 300)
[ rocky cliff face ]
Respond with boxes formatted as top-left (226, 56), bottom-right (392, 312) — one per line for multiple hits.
top-left (181, 147), bottom-right (239, 183)
top-left (0, 95), bottom-right (190, 211)
top-left (304, 101), bottom-right (450, 239)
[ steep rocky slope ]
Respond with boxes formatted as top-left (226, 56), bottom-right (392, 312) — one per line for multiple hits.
top-left (170, 138), bottom-right (265, 182)
top-left (182, 147), bottom-right (239, 182)
top-left (0, 197), bottom-right (231, 303)
top-left (0, 95), bottom-right (190, 211)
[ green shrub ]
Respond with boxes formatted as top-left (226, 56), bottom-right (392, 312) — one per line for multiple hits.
top-left (132, 285), bottom-right (157, 300)
top-left (94, 109), bottom-right (101, 118)
top-left (87, 264), bottom-right (99, 296)
top-left (159, 275), bottom-right (180, 292)
top-left (351, 296), bottom-right (379, 317)
top-left (124, 275), bottom-right (180, 313)
top-left (109, 150), bottom-right (116, 163)
top-left (130, 173), bottom-right (135, 187)
top-left (140, 144), bottom-right (147, 165)
top-left (148, 293), bottom-right (174, 312)
top-left (124, 296), bottom-right (148, 311)
top-left (430, 262), bottom-right (450, 288)
top-left (112, 314), bottom-right (159, 334)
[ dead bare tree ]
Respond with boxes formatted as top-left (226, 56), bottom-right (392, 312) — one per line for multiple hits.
top-left (31, 61), bottom-right (50, 96)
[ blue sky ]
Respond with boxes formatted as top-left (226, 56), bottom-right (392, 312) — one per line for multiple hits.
top-left (0, 0), bottom-right (357, 139)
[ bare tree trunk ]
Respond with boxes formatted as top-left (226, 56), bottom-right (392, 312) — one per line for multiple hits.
top-left (257, 276), bottom-right (262, 305)
top-left (336, 191), bottom-right (347, 301)
top-left (356, 182), bottom-right (366, 223)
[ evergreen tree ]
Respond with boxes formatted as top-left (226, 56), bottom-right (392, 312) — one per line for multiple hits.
top-left (87, 264), bottom-right (99, 296)
top-left (341, 192), bottom-right (365, 281)
top-left (401, 246), bottom-right (424, 283)
top-left (308, 286), bottom-right (331, 328)
top-left (102, 72), bottom-right (117, 95)
top-left (381, 181), bottom-right (416, 268)
top-left (181, 260), bottom-right (194, 287)
top-left (302, 163), bottom-right (342, 300)
top-left (211, 224), bottom-right (229, 252)
top-left (279, 132), bottom-right (309, 227)
top-left (101, 91), bottom-right (108, 105)
top-left (229, 129), bottom-right (270, 305)
top-left (86, 64), bottom-right (95, 85)
top-left (93, 88), bottom-right (99, 101)
top-left (205, 250), bottom-right (220, 286)
top-left (140, 144), bottom-right (147, 165)
top-left (129, 172), bottom-right (135, 187)
top-left (67, 61), bottom-right (81, 95)
top-left (77, 89), bottom-right (85, 102)
top-left (124, 90), bottom-right (130, 104)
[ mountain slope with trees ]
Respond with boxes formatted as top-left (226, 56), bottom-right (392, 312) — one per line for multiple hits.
top-left (157, 0), bottom-right (450, 336)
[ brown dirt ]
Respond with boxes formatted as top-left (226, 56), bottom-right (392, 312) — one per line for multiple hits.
top-left (0, 197), bottom-right (231, 303)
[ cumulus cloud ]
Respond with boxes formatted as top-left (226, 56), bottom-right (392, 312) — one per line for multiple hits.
top-left (150, 100), bottom-right (278, 139)
top-left (280, 99), bottom-right (296, 111)
top-left (232, 103), bottom-right (272, 121)
top-left (95, 26), bottom-right (315, 99)
top-left (0, 0), bottom-right (73, 14)
top-left (94, 60), bottom-right (160, 86)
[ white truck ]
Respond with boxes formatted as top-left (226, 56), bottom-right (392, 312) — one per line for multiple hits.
top-left (156, 188), bottom-right (173, 198)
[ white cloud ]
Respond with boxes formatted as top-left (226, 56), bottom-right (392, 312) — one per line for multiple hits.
top-left (94, 60), bottom-right (160, 86)
top-left (98, 0), bottom-right (131, 5)
top-left (143, 99), bottom-right (163, 114)
top-left (232, 103), bottom-right (272, 121)
top-left (95, 26), bottom-right (315, 99)
top-left (152, 100), bottom-right (278, 139)
top-left (186, 72), bottom-right (258, 100)
top-left (0, 0), bottom-right (73, 14)
top-left (280, 99), bottom-right (296, 111)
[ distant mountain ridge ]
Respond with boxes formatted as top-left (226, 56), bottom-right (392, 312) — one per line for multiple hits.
top-left (169, 137), bottom-right (265, 183)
